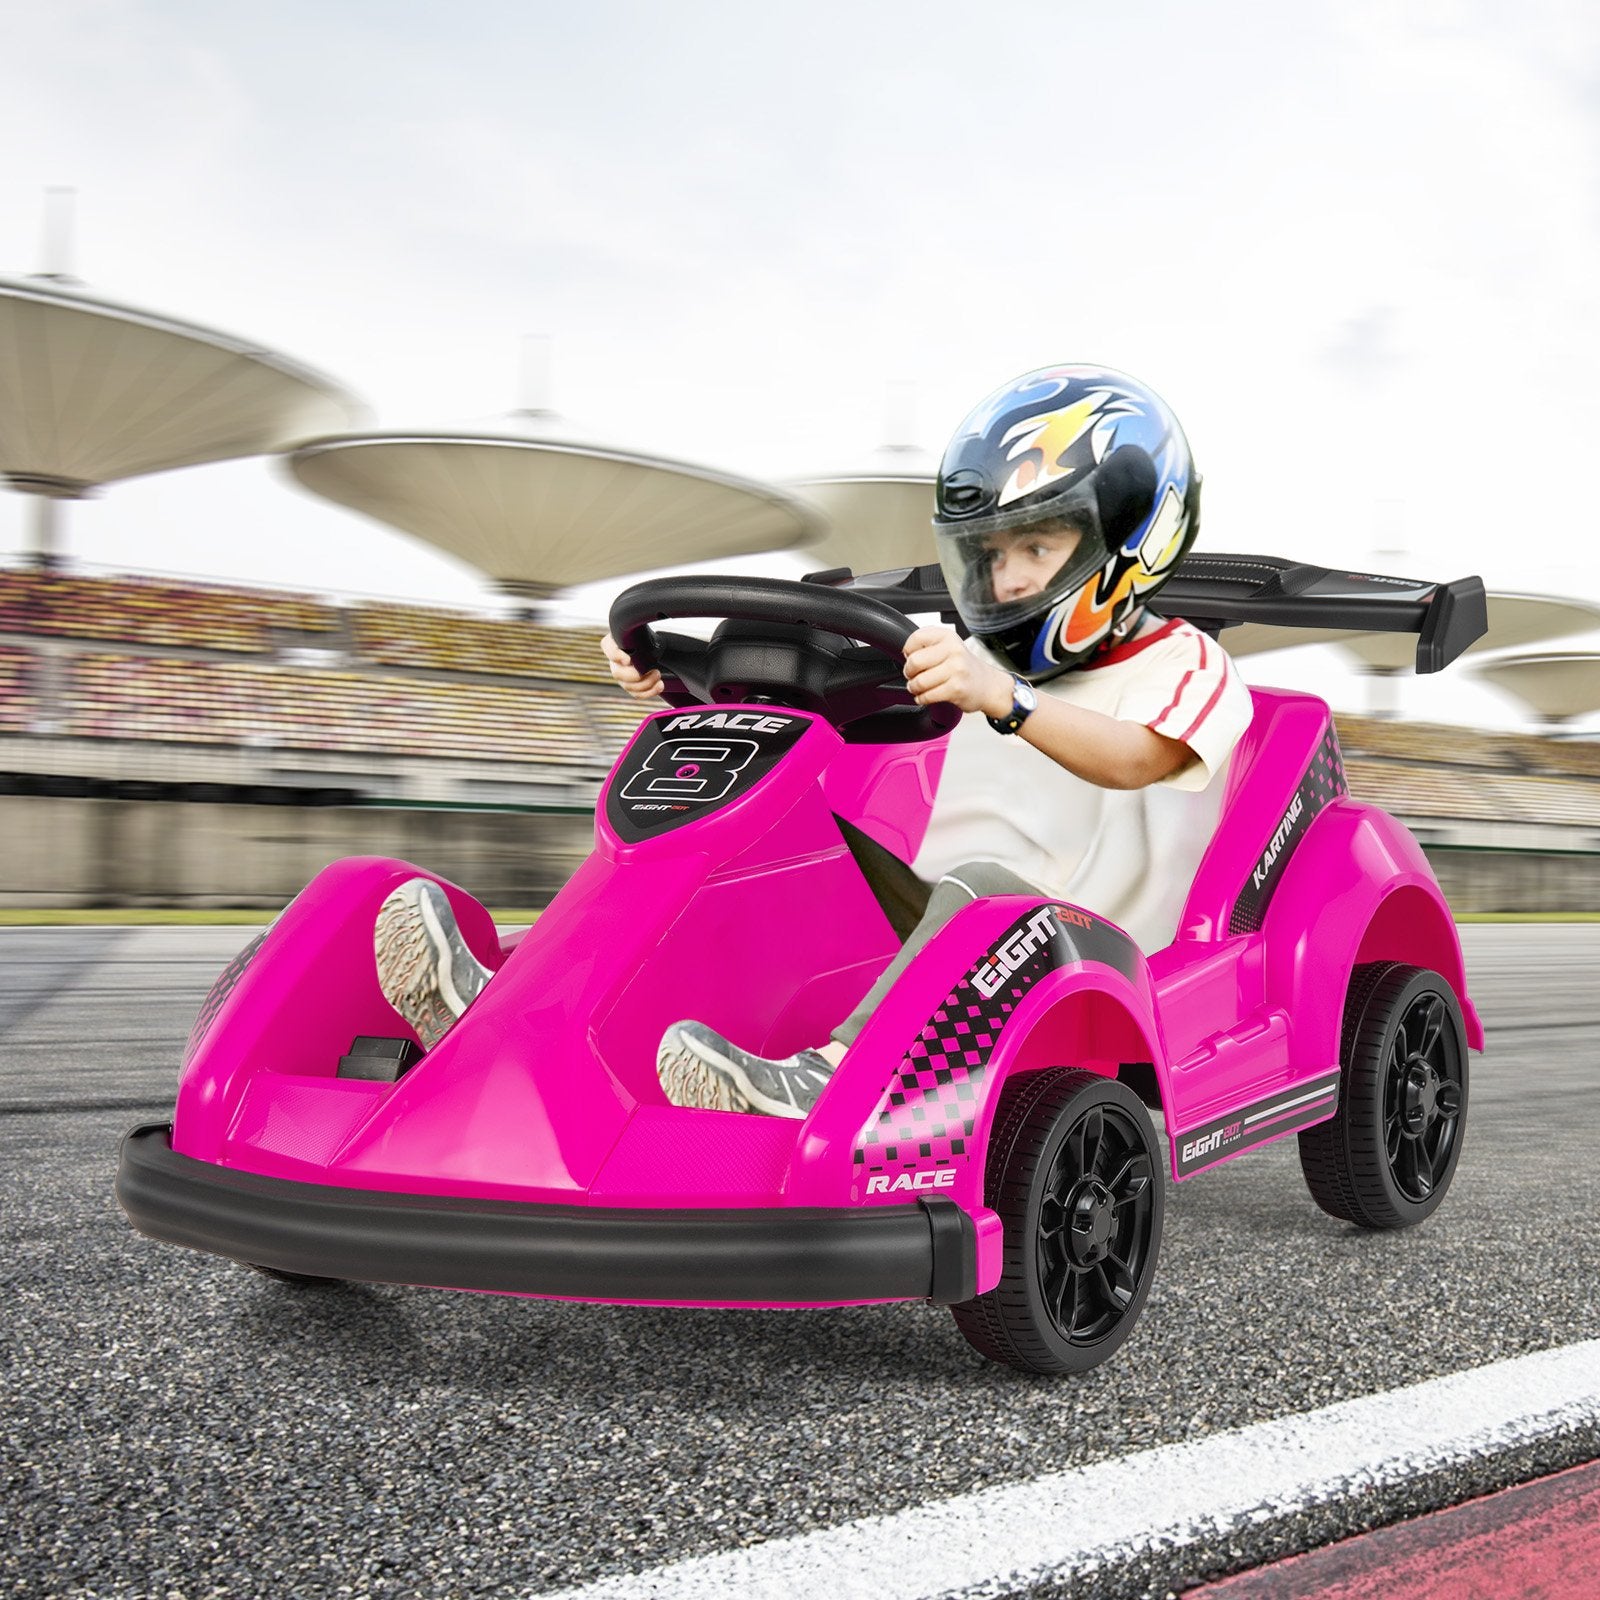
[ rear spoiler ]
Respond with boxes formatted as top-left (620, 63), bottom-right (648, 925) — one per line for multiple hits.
top-left (810, 552), bottom-right (1488, 674)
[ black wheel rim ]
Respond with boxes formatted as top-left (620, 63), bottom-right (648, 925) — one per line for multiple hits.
top-left (1382, 990), bottom-right (1464, 1203)
top-left (1036, 1103), bottom-right (1156, 1345)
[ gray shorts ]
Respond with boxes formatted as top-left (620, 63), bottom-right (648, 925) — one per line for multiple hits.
top-left (834, 858), bottom-right (1041, 1047)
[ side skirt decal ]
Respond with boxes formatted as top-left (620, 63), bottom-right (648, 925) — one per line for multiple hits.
top-left (1173, 1071), bottom-right (1340, 1178)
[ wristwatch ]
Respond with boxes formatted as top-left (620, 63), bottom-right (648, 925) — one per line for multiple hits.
top-left (986, 674), bottom-right (1038, 735)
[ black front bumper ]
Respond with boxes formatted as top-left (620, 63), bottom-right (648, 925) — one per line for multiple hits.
top-left (116, 1124), bottom-right (978, 1305)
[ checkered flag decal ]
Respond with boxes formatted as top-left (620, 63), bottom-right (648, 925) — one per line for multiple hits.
top-left (1307, 723), bottom-right (1347, 802)
top-left (848, 904), bottom-right (1139, 1198)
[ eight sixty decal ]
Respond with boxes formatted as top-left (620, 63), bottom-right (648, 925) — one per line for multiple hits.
top-left (1174, 1072), bottom-right (1341, 1177)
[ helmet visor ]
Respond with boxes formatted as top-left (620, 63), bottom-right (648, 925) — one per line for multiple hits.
top-left (934, 490), bottom-right (1107, 636)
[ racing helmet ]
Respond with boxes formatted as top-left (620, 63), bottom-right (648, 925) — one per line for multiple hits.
top-left (933, 365), bottom-right (1200, 682)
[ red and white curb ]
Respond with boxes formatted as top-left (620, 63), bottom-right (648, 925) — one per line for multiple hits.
top-left (1189, 1457), bottom-right (1600, 1598)
top-left (540, 1338), bottom-right (1600, 1600)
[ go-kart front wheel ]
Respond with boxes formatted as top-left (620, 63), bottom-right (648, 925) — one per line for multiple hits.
top-left (952, 1069), bottom-right (1164, 1375)
top-left (1298, 962), bottom-right (1468, 1229)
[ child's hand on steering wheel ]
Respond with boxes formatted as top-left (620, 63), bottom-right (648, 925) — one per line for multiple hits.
top-left (601, 632), bottom-right (664, 701)
top-left (902, 626), bottom-right (1015, 719)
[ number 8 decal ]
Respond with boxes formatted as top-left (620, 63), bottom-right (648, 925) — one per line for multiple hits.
top-left (619, 739), bottom-right (759, 802)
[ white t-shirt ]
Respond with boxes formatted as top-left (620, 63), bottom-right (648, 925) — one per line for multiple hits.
top-left (911, 616), bottom-right (1254, 954)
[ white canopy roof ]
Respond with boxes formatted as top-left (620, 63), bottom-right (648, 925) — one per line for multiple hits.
top-left (1333, 593), bottom-right (1600, 672)
top-left (1473, 653), bottom-right (1600, 721)
top-left (0, 275), bottom-right (362, 496)
top-left (1222, 593), bottom-right (1600, 669)
top-left (285, 410), bottom-right (822, 597)
top-left (791, 445), bottom-right (939, 578)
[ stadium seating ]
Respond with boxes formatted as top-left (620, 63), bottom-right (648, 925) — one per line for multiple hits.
top-left (1334, 715), bottom-right (1524, 770)
top-left (0, 570), bottom-right (618, 681)
top-left (1337, 713), bottom-right (1600, 778)
top-left (588, 694), bottom-right (656, 752)
top-left (1337, 714), bottom-right (1600, 824)
top-left (352, 604), bottom-right (614, 683)
top-left (0, 645), bottom-right (37, 731)
top-left (2, 566), bottom-right (1595, 835)
top-left (1342, 758), bottom-right (1507, 824)
top-left (0, 569), bottom-right (334, 654)
top-left (60, 653), bottom-right (624, 764)
top-left (1506, 733), bottom-right (1600, 780)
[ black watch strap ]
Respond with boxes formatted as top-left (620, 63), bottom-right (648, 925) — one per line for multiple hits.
top-left (985, 676), bottom-right (1037, 735)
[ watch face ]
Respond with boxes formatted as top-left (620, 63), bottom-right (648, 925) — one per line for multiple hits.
top-left (1015, 680), bottom-right (1038, 712)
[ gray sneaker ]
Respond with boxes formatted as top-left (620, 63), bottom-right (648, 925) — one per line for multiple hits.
top-left (374, 878), bottom-right (494, 1051)
top-left (657, 1020), bottom-right (836, 1118)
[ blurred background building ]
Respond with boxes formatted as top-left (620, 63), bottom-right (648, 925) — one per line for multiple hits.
top-left (2, 186), bottom-right (1598, 915)
top-left (3, 479), bottom-right (1598, 913)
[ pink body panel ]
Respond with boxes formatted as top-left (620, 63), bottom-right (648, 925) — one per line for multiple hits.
top-left (821, 738), bottom-right (947, 863)
top-left (1149, 687), bottom-right (1478, 1176)
top-left (1262, 800), bottom-right (1483, 1057)
top-left (173, 857), bottom-right (506, 1168)
top-left (1178, 690), bottom-right (1333, 942)
top-left (170, 682), bottom-right (1481, 1304)
top-left (176, 712), bottom-right (907, 1199)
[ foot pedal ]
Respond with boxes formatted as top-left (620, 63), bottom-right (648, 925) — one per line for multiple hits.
top-left (336, 1035), bottom-right (422, 1081)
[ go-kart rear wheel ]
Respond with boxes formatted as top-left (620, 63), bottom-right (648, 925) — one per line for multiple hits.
top-left (951, 1069), bottom-right (1163, 1375)
top-left (1298, 962), bottom-right (1469, 1229)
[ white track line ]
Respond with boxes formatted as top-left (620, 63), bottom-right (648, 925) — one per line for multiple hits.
top-left (538, 1339), bottom-right (1600, 1600)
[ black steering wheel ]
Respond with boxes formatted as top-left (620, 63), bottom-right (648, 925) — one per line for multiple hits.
top-left (608, 575), bottom-right (961, 743)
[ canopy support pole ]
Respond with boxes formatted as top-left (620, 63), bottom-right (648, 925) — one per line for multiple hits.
top-left (28, 495), bottom-right (63, 570)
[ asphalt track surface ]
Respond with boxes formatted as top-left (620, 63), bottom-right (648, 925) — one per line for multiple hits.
top-left (4, 925), bottom-right (1598, 1600)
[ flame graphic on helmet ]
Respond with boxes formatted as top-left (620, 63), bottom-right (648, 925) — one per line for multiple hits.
top-left (1134, 483), bottom-right (1188, 575)
top-left (1059, 557), bottom-right (1140, 653)
top-left (997, 397), bottom-right (1094, 508)
top-left (1043, 515), bottom-right (1184, 659)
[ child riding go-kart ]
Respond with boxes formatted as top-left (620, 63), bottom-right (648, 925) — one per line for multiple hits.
top-left (117, 546), bottom-right (1488, 1375)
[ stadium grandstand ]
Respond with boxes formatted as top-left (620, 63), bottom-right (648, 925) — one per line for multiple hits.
top-left (1, 559), bottom-right (1598, 910)
top-left (0, 563), bottom-right (640, 805)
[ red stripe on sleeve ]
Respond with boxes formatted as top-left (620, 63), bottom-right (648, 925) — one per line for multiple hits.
top-left (1173, 668), bottom-right (1228, 746)
top-left (1149, 631), bottom-right (1207, 733)
top-left (1173, 642), bottom-right (1238, 746)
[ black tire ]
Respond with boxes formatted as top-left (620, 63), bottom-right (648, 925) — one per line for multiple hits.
top-left (248, 1264), bottom-right (341, 1287)
top-left (1299, 962), bottom-right (1469, 1229)
top-left (951, 1069), bottom-right (1164, 1375)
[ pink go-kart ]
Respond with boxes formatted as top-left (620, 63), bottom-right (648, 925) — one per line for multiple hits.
top-left (117, 555), bottom-right (1488, 1374)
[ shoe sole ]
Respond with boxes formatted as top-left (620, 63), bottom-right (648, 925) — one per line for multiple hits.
top-left (658, 1041), bottom-right (749, 1113)
top-left (375, 881), bottom-right (490, 1052)
top-left (658, 1029), bottom-right (814, 1119)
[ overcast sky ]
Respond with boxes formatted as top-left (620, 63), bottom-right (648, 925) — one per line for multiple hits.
top-left (2, 0), bottom-right (1597, 724)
